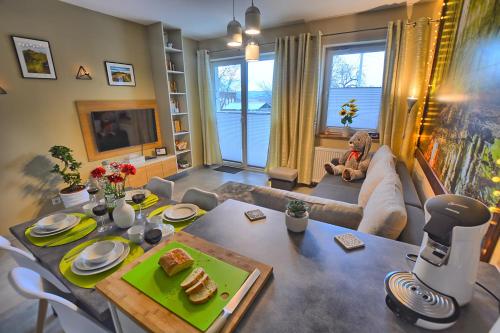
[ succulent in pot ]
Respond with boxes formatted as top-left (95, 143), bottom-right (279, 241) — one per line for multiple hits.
top-left (49, 145), bottom-right (89, 208)
top-left (285, 200), bottom-right (310, 232)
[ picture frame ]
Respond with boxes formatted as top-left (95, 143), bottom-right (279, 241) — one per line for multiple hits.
top-left (155, 147), bottom-right (167, 156)
top-left (11, 36), bottom-right (56, 79)
top-left (104, 61), bottom-right (136, 86)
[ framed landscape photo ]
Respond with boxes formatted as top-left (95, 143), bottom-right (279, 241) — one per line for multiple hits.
top-left (105, 61), bottom-right (136, 86)
top-left (11, 36), bottom-right (56, 79)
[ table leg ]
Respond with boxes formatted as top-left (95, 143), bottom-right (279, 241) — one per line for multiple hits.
top-left (36, 299), bottom-right (48, 333)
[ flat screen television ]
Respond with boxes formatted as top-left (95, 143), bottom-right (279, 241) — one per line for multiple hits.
top-left (90, 108), bottom-right (158, 152)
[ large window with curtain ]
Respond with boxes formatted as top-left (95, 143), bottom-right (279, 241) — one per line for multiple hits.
top-left (321, 42), bottom-right (386, 131)
top-left (212, 55), bottom-right (274, 168)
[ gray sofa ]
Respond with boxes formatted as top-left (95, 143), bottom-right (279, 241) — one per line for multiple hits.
top-left (312, 161), bottom-right (425, 245)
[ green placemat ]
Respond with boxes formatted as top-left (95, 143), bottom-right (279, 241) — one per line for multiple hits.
top-left (148, 205), bottom-right (206, 232)
top-left (59, 236), bottom-right (144, 289)
top-left (25, 213), bottom-right (96, 247)
top-left (130, 194), bottom-right (159, 211)
top-left (122, 241), bottom-right (249, 332)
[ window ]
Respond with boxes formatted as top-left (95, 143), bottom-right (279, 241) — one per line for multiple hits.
top-left (321, 42), bottom-right (385, 131)
top-left (212, 55), bottom-right (274, 168)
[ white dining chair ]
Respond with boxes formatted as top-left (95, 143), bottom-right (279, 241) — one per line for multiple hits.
top-left (181, 188), bottom-right (219, 211)
top-left (8, 267), bottom-right (111, 333)
top-left (145, 177), bottom-right (174, 199)
top-left (1, 235), bottom-right (72, 333)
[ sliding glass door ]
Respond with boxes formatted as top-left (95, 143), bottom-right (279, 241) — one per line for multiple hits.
top-left (212, 55), bottom-right (274, 168)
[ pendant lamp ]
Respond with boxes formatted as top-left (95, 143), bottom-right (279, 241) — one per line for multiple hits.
top-left (245, 40), bottom-right (259, 62)
top-left (227, 0), bottom-right (242, 47)
top-left (245, 0), bottom-right (261, 35)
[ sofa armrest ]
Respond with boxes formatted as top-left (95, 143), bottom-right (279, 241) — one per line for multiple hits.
top-left (251, 186), bottom-right (363, 230)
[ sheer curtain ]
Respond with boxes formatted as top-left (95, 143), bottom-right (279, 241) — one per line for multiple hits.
top-left (379, 18), bottom-right (431, 168)
top-left (197, 50), bottom-right (223, 165)
top-left (267, 33), bottom-right (320, 184)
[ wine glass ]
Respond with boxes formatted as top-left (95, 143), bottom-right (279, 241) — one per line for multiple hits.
top-left (86, 178), bottom-right (100, 204)
top-left (92, 204), bottom-right (111, 233)
top-left (132, 192), bottom-right (146, 224)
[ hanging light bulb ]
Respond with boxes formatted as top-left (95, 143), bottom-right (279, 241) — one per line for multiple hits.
top-left (245, 0), bottom-right (261, 35)
top-left (245, 40), bottom-right (259, 62)
top-left (227, 0), bottom-right (242, 47)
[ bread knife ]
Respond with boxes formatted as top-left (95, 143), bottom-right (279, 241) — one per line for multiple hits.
top-left (206, 268), bottom-right (261, 333)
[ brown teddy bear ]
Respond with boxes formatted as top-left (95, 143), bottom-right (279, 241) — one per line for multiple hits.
top-left (324, 131), bottom-right (372, 181)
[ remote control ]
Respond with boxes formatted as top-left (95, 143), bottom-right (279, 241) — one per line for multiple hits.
top-left (334, 233), bottom-right (365, 250)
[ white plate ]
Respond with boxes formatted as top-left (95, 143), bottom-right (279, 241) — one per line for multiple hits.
top-left (125, 189), bottom-right (151, 202)
top-left (34, 213), bottom-right (68, 231)
top-left (71, 243), bottom-right (130, 276)
top-left (30, 216), bottom-right (80, 238)
top-left (162, 204), bottom-right (198, 221)
top-left (74, 241), bottom-right (124, 271)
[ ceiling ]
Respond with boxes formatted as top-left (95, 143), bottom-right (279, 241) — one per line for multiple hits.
top-left (60, 0), bottom-right (408, 40)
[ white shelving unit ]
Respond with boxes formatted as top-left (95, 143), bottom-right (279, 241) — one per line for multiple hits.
top-left (148, 23), bottom-right (193, 173)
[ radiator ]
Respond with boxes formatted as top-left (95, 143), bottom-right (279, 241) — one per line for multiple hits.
top-left (312, 147), bottom-right (346, 183)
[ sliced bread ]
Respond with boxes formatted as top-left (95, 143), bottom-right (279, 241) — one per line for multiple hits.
top-left (188, 277), bottom-right (218, 304)
top-left (180, 267), bottom-right (205, 290)
top-left (158, 248), bottom-right (194, 277)
top-left (185, 273), bottom-right (209, 295)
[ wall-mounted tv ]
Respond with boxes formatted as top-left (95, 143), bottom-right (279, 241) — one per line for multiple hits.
top-left (90, 109), bottom-right (158, 152)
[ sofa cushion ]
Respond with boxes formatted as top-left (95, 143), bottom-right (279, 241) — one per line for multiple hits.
top-left (398, 204), bottom-right (425, 245)
top-left (367, 145), bottom-right (395, 173)
top-left (358, 158), bottom-right (397, 207)
top-left (358, 173), bottom-right (407, 239)
top-left (395, 162), bottom-right (422, 208)
top-left (251, 186), bottom-right (363, 230)
top-left (312, 174), bottom-right (362, 204)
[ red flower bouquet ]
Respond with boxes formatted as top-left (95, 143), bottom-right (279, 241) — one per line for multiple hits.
top-left (90, 162), bottom-right (136, 198)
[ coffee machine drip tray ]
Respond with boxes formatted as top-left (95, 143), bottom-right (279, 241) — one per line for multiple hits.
top-left (384, 271), bottom-right (460, 330)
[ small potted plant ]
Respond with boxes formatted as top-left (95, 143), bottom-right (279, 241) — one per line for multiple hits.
top-left (49, 145), bottom-right (89, 208)
top-left (339, 99), bottom-right (358, 137)
top-left (285, 200), bottom-right (310, 232)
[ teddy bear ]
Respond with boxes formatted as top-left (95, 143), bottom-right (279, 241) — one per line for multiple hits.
top-left (324, 131), bottom-right (372, 181)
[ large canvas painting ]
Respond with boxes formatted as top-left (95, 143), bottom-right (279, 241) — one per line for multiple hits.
top-left (418, 0), bottom-right (499, 211)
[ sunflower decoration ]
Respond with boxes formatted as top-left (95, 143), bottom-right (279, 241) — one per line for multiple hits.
top-left (339, 99), bottom-right (358, 126)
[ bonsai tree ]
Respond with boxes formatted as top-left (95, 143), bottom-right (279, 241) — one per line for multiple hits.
top-left (49, 145), bottom-right (83, 193)
top-left (339, 99), bottom-right (358, 126)
top-left (286, 200), bottom-right (309, 218)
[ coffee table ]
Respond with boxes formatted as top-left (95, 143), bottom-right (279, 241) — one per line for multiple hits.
top-left (184, 199), bottom-right (500, 333)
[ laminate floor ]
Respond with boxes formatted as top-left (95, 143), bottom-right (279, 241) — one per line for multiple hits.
top-left (0, 167), bottom-right (313, 332)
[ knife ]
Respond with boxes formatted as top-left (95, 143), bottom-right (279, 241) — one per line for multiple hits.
top-left (206, 268), bottom-right (261, 333)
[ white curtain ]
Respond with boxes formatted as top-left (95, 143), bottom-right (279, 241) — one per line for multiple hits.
top-left (197, 50), bottom-right (223, 165)
top-left (379, 18), bottom-right (431, 168)
top-left (267, 33), bottom-right (320, 184)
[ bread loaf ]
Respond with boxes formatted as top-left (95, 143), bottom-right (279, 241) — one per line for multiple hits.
top-left (188, 277), bottom-right (218, 304)
top-left (185, 273), bottom-right (209, 295)
top-left (158, 248), bottom-right (194, 277)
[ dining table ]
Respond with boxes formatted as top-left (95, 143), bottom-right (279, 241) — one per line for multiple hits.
top-left (9, 193), bottom-right (178, 325)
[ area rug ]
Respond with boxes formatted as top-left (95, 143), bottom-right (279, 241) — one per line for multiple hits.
top-left (213, 166), bottom-right (243, 174)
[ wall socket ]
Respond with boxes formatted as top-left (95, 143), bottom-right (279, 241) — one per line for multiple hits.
top-left (51, 196), bottom-right (61, 205)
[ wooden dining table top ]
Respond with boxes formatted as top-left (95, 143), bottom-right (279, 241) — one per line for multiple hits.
top-left (9, 194), bottom-right (175, 323)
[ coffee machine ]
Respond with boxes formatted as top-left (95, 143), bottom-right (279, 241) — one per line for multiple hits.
top-left (385, 194), bottom-right (491, 330)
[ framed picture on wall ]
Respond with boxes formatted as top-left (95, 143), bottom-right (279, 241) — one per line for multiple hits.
top-left (11, 36), bottom-right (57, 79)
top-left (104, 61), bottom-right (136, 86)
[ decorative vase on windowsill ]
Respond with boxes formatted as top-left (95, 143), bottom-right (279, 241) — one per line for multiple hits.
top-left (285, 200), bottom-right (310, 233)
top-left (339, 99), bottom-right (358, 138)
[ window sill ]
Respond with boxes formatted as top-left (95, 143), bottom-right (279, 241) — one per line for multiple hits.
top-left (317, 131), bottom-right (380, 142)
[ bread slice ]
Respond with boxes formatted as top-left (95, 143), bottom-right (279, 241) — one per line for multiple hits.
top-left (158, 248), bottom-right (194, 277)
top-left (180, 267), bottom-right (205, 290)
top-left (185, 273), bottom-right (209, 295)
top-left (188, 277), bottom-right (218, 304)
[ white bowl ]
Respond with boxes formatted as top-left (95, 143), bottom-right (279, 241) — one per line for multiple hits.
top-left (80, 241), bottom-right (116, 265)
top-left (36, 213), bottom-right (68, 230)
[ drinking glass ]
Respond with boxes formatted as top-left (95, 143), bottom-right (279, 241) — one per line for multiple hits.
top-left (92, 204), bottom-right (111, 233)
top-left (86, 178), bottom-right (100, 204)
top-left (132, 192), bottom-right (146, 224)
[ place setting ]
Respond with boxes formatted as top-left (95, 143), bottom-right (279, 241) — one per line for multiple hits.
top-left (125, 189), bottom-right (159, 211)
top-left (24, 212), bottom-right (97, 248)
top-left (148, 203), bottom-right (207, 232)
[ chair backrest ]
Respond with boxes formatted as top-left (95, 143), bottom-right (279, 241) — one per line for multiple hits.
top-left (181, 188), bottom-right (219, 211)
top-left (8, 267), bottom-right (109, 333)
top-left (145, 177), bottom-right (174, 199)
top-left (0, 235), bottom-right (70, 293)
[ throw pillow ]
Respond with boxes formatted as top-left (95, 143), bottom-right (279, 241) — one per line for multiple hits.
top-left (358, 157), bottom-right (397, 207)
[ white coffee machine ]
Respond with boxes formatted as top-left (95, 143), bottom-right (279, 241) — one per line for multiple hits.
top-left (385, 194), bottom-right (491, 330)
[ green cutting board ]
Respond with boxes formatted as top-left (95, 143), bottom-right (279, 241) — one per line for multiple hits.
top-left (122, 241), bottom-right (249, 331)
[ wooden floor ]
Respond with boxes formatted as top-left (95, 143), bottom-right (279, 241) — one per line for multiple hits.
top-left (0, 166), bottom-right (313, 332)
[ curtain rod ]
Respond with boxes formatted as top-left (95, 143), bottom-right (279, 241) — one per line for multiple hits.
top-left (207, 18), bottom-right (440, 54)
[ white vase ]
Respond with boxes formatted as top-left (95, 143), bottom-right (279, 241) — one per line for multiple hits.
top-left (285, 210), bottom-right (309, 233)
top-left (342, 126), bottom-right (353, 138)
top-left (59, 187), bottom-right (89, 208)
top-left (112, 198), bottom-right (135, 229)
